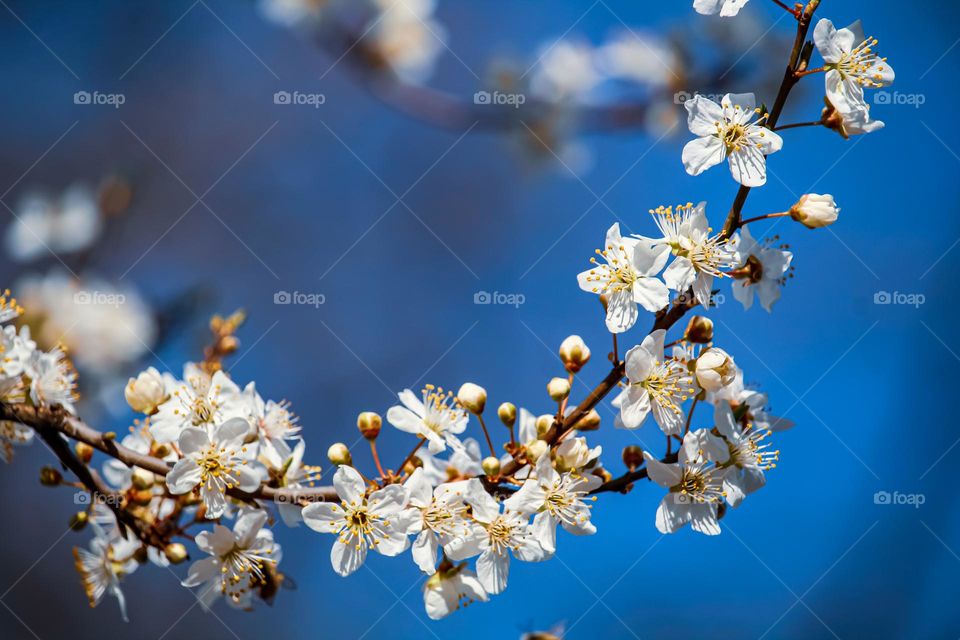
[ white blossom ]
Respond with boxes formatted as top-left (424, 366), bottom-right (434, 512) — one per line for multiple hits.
top-left (814, 19), bottom-right (894, 112)
top-left (150, 369), bottom-right (245, 443)
top-left (714, 402), bottom-right (779, 507)
top-left (422, 563), bottom-right (488, 620)
top-left (790, 193), bottom-right (839, 229)
top-left (27, 348), bottom-right (77, 413)
top-left (695, 347), bottom-right (737, 392)
top-left (730, 225), bottom-right (793, 311)
top-left (387, 385), bottom-right (468, 454)
top-left (613, 329), bottom-right (693, 434)
top-left (125, 367), bottom-right (167, 414)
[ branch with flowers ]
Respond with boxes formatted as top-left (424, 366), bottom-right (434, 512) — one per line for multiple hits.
top-left (0, 0), bottom-right (895, 623)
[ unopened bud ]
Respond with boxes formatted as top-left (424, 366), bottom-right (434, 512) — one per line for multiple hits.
top-left (622, 445), bottom-right (644, 471)
top-left (219, 335), bottom-right (240, 354)
top-left (535, 414), bottom-right (553, 437)
top-left (164, 543), bottom-right (189, 564)
top-left (684, 315), bottom-right (714, 344)
top-left (481, 456), bottom-right (501, 476)
top-left (790, 193), bottom-right (839, 229)
top-left (75, 442), bottom-right (94, 464)
top-left (131, 468), bottom-right (155, 490)
top-left (124, 366), bottom-right (168, 414)
top-left (327, 442), bottom-right (352, 466)
top-left (594, 467), bottom-right (613, 483)
top-left (457, 383), bottom-right (487, 414)
top-left (559, 335), bottom-right (591, 373)
top-left (69, 511), bottom-right (88, 531)
top-left (525, 439), bottom-right (548, 463)
top-left (402, 456), bottom-right (423, 475)
top-left (40, 466), bottom-right (62, 486)
top-left (129, 488), bottom-right (154, 506)
top-left (497, 402), bottom-right (517, 427)
top-left (547, 377), bottom-right (571, 402)
top-left (357, 412), bottom-right (382, 440)
top-left (574, 408), bottom-right (601, 432)
top-left (695, 347), bottom-right (736, 392)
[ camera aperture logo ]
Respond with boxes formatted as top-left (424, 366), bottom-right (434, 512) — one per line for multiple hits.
top-left (274, 90), bottom-right (326, 108)
top-left (873, 290), bottom-right (924, 308)
top-left (274, 290), bottom-right (325, 308)
top-left (473, 90), bottom-right (526, 109)
top-left (73, 290), bottom-right (126, 308)
top-left (873, 490), bottom-right (925, 509)
top-left (874, 91), bottom-right (925, 108)
top-left (74, 90), bottom-right (125, 109)
top-left (74, 491), bottom-right (123, 506)
top-left (474, 290), bottom-right (525, 308)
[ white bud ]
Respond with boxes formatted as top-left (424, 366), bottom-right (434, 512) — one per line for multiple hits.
top-left (695, 348), bottom-right (736, 392)
top-left (481, 456), bottom-right (501, 476)
top-left (791, 193), bottom-right (839, 229)
top-left (547, 377), bottom-right (571, 402)
top-left (525, 439), bottom-right (548, 463)
top-left (327, 443), bottom-right (352, 466)
top-left (554, 436), bottom-right (598, 472)
top-left (124, 367), bottom-right (167, 414)
top-left (559, 335), bottom-right (591, 373)
top-left (457, 382), bottom-right (487, 414)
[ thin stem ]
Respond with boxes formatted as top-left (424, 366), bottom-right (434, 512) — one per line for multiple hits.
top-left (739, 211), bottom-right (790, 226)
top-left (666, 435), bottom-right (672, 457)
top-left (794, 66), bottom-right (826, 77)
top-left (397, 436), bottom-right (427, 474)
top-left (476, 413), bottom-right (496, 457)
top-left (773, 121), bottom-right (822, 131)
top-left (684, 397), bottom-right (699, 435)
top-left (769, 0), bottom-right (801, 17)
top-left (611, 333), bottom-right (619, 363)
top-left (369, 440), bottom-right (387, 479)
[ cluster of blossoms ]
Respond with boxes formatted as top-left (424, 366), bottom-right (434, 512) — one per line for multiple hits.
top-left (0, 0), bottom-right (893, 625)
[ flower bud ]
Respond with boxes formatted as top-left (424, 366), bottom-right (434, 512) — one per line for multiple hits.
top-left (402, 456), bottom-right (423, 476)
top-left (547, 377), bottom-right (571, 402)
top-left (131, 468), bottom-right (155, 490)
top-left (497, 402), bottom-right (517, 427)
top-left (129, 488), bottom-right (154, 506)
top-left (695, 348), bottom-right (736, 392)
top-left (481, 456), bottom-right (501, 476)
top-left (164, 543), bottom-right (189, 564)
top-left (684, 315), bottom-right (714, 344)
top-left (69, 511), bottom-right (88, 531)
top-left (327, 442), bottom-right (352, 466)
top-left (525, 439), bottom-right (548, 463)
top-left (790, 194), bottom-right (839, 229)
top-left (555, 437), bottom-right (597, 472)
top-left (457, 383), bottom-right (487, 414)
top-left (356, 412), bottom-right (382, 440)
top-left (40, 466), bottom-right (62, 486)
top-left (573, 408), bottom-right (601, 432)
top-left (124, 367), bottom-right (167, 414)
top-left (559, 335), bottom-right (591, 373)
top-left (535, 414), bottom-right (553, 437)
top-left (75, 442), bottom-right (94, 464)
top-left (622, 445), bottom-right (644, 471)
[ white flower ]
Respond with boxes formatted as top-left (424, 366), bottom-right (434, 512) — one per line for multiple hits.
top-left (4, 184), bottom-right (101, 263)
top-left (0, 420), bottom-right (33, 463)
top-left (707, 366), bottom-right (794, 432)
top-left (714, 403), bottom-right (779, 507)
top-left (823, 95), bottom-right (884, 138)
top-left (72, 525), bottom-right (140, 622)
top-left (125, 367), bottom-right (167, 414)
top-left (644, 429), bottom-right (729, 535)
top-left (504, 457), bottom-right (599, 554)
top-left (790, 193), bottom-right (839, 229)
top-left (814, 19), bottom-right (894, 112)
top-left (301, 465), bottom-right (412, 577)
top-left (240, 382), bottom-right (300, 468)
top-left (365, 0), bottom-right (445, 84)
top-left (422, 563), bottom-right (488, 620)
top-left (150, 369), bottom-right (245, 443)
top-left (402, 469), bottom-right (484, 573)
top-left (273, 439), bottom-right (323, 527)
top-left (613, 329), bottom-right (693, 434)
top-left (695, 347), bottom-right (737, 392)
top-left (730, 225), bottom-right (793, 311)
top-left (1, 323), bottom-right (36, 378)
top-left (642, 202), bottom-right (738, 307)
top-left (417, 436), bottom-right (483, 485)
top-left (165, 418), bottom-right (261, 518)
top-left (387, 385), bottom-right (468, 454)
top-left (530, 40), bottom-right (601, 101)
top-left (0, 290), bottom-right (22, 324)
top-left (577, 223), bottom-right (670, 333)
top-left (553, 436), bottom-right (601, 473)
top-left (182, 511), bottom-right (281, 609)
top-left (26, 348), bottom-right (77, 413)
top-left (597, 31), bottom-right (679, 89)
top-left (445, 489), bottom-right (547, 595)
top-left (693, 0), bottom-right (750, 17)
top-left (682, 93), bottom-right (783, 187)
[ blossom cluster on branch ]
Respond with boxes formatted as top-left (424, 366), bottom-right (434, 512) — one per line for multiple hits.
top-left (0, 0), bottom-right (896, 625)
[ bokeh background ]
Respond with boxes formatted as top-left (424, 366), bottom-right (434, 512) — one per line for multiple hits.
top-left (0, 1), bottom-right (957, 638)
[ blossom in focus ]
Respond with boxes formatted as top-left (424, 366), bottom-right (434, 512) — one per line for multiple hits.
top-left (27, 347), bottom-right (77, 414)
top-left (613, 329), bottom-right (692, 434)
top-left (4, 184), bottom-right (101, 263)
top-left (707, 365), bottom-right (794, 432)
top-left (714, 402), bottom-right (779, 507)
top-left (165, 418), bottom-right (261, 518)
top-left (301, 465), bottom-right (412, 576)
top-left (422, 563), bottom-right (488, 620)
top-left (239, 382), bottom-right (301, 468)
top-left (814, 19), bottom-right (894, 112)
top-left (577, 223), bottom-right (670, 333)
top-left (790, 193), bottom-right (839, 229)
top-left (387, 385), bottom-right (468, 454)
top-left (682, 93), bottom-right (783, 187)
top-left (125, 367), bottom-right (167, 414)
top-left (822, 95), bottom-right (885, 138)
top-left (729, 225), bottom-right (793, 312)
top-left (182, 510), bottom-right (282, 609)
top-left (150, 369), bottom-right (245, 443)
top-left (694, 347), bottom-right (737, 392)
top-left (693, 0), bottom-right (750, 17)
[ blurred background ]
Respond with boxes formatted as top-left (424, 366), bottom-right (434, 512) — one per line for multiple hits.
top-left (0, 0), bottom-right (957, 638)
